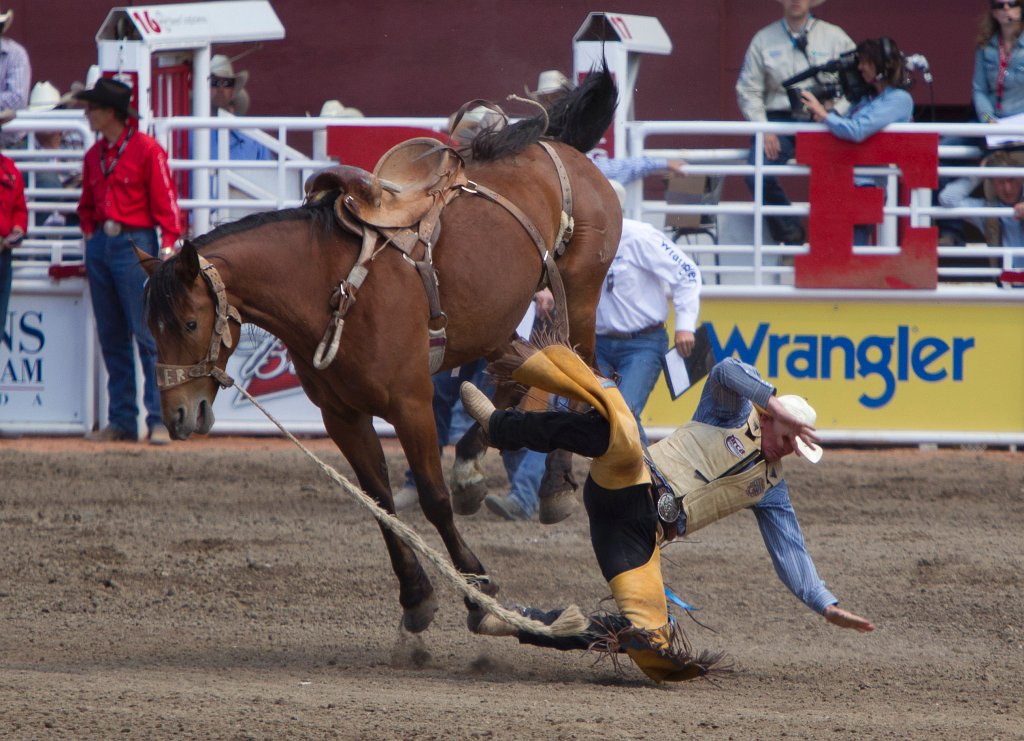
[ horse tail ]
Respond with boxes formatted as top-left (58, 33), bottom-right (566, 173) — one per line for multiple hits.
top-left (545, 63), bottom-right (617, 153)
top-left (469, 63), bottom-right (617, 161)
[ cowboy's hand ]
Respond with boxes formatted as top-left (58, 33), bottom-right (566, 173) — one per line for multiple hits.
top-left (2, 226), bottom-right (25, 250)
top-left (765, 395), bottom-right (820, 451)
top-left (764, 133), bottom-right (781, 160)
top-left (534, 288), bottom-right (554, 318)
top-left (674, 329), bottom-right (695, 357)
top-left (1014, 202), bottom-right (1024, 222)
top-left (823, 605), bottom-right (875, 633)
top-left (666, 159), bottom-right (687, 176)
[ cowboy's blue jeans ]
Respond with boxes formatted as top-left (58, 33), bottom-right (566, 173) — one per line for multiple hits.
top-left (86, 228), bottom-right (162, 437)
top-left (596, 328), bottom-right (667, 445)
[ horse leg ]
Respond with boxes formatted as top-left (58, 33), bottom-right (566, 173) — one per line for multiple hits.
top-left (321, 407), bottom-right (439, 633)
top-left (392, 396), bottom-right (500, 629)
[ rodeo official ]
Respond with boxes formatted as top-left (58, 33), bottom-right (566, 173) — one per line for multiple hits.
top-left (76, 78), bottom-right (181, 445)
top-left (462, 343), bottom-right (873, 682)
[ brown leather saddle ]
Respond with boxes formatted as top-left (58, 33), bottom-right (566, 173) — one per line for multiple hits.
top-left (304, 138), bottom-right (465, 231)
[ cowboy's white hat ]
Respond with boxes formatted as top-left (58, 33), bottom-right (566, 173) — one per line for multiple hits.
top-left (0, 9), bottom-right (13, 34)
top-left (210, 54), bottom-right (249, 88)
top-left (527, 70), bottom-right (570, 97)
top-left (319, 99), bottom-right (364, 118)
top-left (28, 81), bottom-right (67, 112)
top-left (776, 394), bottom-right (823, 462)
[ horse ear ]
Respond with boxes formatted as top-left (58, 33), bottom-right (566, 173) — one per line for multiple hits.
top-left (134, 245), bottom-right (162, 277)
top-left (175, 240), bottom-right (202, 283)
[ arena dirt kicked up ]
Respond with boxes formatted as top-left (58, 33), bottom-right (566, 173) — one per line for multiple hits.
top-left (0, 437), bottom-right (1021, 740)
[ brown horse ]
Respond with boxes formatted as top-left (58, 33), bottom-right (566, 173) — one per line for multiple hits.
top-left (139, 69), bottom-right (620, 633)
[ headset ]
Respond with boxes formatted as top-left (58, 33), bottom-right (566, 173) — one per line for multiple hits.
top-left (877, 36), bottom-right (900, 81)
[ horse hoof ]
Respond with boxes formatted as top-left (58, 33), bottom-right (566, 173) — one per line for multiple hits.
top-left (539, 488), bottom-right (578, 524)
top-left (402, 594), bottom-right (439, 634)
top-left (450, 457), bottom-right (488, 515)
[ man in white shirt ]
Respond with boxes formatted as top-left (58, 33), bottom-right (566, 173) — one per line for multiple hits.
top-left (736, 0), bottom-right (853, 244)
top-left (596, 182), bottom-right (701, 444)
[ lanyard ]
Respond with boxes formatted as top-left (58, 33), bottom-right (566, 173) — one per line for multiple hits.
top-left (100, 127), bottom-right (134, 178)
top-left (781, 17), bottom-right (814, 62)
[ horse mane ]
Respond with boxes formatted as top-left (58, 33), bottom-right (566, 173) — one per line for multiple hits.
top-left (469, 63), bottom-right (617, 161)
top-left (145, 192), bottom-right (344, 340)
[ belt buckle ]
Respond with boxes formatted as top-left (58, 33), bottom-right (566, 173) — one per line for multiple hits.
top-left (102, 219), bottom-right (122, 237)
top-left (657, 490), bottom-right (681, 523)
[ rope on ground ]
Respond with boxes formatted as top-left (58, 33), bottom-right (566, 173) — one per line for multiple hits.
top-left (232, 381), bottom-right (586, 639)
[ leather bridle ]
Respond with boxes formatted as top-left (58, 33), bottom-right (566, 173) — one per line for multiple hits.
top-left (155, 256), bottom-right (242, 390)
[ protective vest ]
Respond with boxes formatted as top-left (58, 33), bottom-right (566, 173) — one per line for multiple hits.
top-left (648, 410), bottom-right (782, 535)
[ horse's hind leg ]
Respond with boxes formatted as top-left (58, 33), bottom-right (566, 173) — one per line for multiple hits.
top-left (321, 407), bottom-right (438, 633)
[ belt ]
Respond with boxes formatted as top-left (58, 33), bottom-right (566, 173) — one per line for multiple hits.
top-left (599, 322), bottom-right (665, 340)
top-left (102, 220), bottom-right (149, 237)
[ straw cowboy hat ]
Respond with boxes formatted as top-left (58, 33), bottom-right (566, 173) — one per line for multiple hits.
top-left (776, 395), bottom-right (823, 462)
top-left (28, 81), bottom-right (74, 112)
top-left (319, 99), bottom-right (364, 118)
top-left (72, 77), bottom-right (139, 119)
top-left (0, 9), bottom-right (13, 34)
top-left (526, 70), bottom-right (570, 98)
top-left (210, 54), bottom-right (249, 89)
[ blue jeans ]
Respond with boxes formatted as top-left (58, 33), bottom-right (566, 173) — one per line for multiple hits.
top-left (595, 328), bottom-right (667, 445)
top-left (86, 229), bottom-right (162, 437)
top-left (744, 124), bottom-right (803, 244)
top-left (0, 247), bottom-right (11, 343)
top-left (501, 445), bottom-right (546, 517)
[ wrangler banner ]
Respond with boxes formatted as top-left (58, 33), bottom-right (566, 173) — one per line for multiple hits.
top-left (643, 296), bottom-right (1024, 441)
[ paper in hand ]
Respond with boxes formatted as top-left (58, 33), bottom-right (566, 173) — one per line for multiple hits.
top-left (662, 324), bottom-right (715, 400)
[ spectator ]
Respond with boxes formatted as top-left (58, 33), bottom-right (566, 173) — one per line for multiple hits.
top-left (801, 37), bottom-right (914, 244)
top-left (525, 69), bottom-right (571, 108)
top-left (0, 7), bottom-right (29, 148)
top-left (208, 55), bottom-right (271, 161)
top-left (938, 149), bottom-right (1024, 270)
top-left (74, 78), bottom-right (181, 445)
top-left (973, 0), bottom-right (1024, 123)
top-left (26, 81), bottom-right (81, 231)
top-left (736, 0), bottom-right (854, 245)
top-left (595, 180), bottom-right (702, 445)
top-left (0, 109), bottom-right (26, 340)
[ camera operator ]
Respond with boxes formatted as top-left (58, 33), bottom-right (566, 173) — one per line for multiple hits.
top-left (801, 37), bottom-right (914, 244)
top-left (736, 0), bottom-right (854, 245)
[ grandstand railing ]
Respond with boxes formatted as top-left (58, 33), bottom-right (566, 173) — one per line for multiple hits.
top-left (624, 120), bottom-right (1024, 292)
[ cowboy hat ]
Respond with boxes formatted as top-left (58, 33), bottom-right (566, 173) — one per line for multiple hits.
top-left (210, 54), bottom-right (249, 89)
top-left (526, 69), bottom-right (570, 98)
top-left (28, 81), bottom-right (74, 112)
top-left (73, 77), bottom-right (139, 119)
top-left (0, 9), bottom-right (13, 34)
top-left (319, 99), bottom-right (364, 118)
top-left (776, 394), bottom-right (823, 462)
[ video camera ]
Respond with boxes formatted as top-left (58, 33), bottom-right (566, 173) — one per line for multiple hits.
top-left (782, 50), bottom-right (871, 117)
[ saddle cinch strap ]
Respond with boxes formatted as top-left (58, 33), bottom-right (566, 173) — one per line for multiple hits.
top-left (156, 256), bottom-right (243, 390)
top-left (310, 138), bottom-right (576, 371)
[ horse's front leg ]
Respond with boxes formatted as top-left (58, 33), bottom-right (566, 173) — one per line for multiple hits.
top-left (391, 394), bottom-right (500, 630)
top-left (321, 407), bottom-right (438, 633)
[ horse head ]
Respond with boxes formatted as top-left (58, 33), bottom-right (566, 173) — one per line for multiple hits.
top-left (138, 240), bottom-right (242, 439)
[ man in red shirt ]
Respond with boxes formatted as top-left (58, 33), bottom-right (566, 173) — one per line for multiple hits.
top-left (0, 108), bottom-right (27, 349)
top-left (75, 78), bottom-right (181, 445)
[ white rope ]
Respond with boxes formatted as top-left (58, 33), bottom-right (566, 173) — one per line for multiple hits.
top-left (231, 381), bottom-right (587, 639)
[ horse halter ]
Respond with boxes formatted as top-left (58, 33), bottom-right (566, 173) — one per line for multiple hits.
top-left (156, 255), bottom-right (242, 391)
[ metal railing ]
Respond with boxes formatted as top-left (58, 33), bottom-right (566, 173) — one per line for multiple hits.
top-left (626, 120), bottom-right (1024, 291)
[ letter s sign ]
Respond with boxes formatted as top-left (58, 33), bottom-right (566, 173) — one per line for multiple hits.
top-left (795, 132), bottom-right (939, 289)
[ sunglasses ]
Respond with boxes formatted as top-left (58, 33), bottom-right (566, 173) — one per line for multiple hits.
top-left (210, 78), bottom-right (236, 88)
top-left (992, 1), bottom-right (1020, 9)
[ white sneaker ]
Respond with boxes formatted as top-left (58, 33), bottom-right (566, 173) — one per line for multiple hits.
top-left (392, 483), bottom-right (419, 512)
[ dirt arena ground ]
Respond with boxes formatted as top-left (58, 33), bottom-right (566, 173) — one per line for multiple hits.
top-left (0, 436), bottom-right (1021, 740)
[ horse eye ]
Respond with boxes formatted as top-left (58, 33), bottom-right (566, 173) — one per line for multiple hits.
top-left (185, 320), bottom-right (198, 332)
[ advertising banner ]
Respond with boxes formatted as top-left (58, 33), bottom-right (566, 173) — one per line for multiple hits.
top-left (0, 282), bottom-right (94, 434)
top-left (642, 296), bottom-right (1024, 440)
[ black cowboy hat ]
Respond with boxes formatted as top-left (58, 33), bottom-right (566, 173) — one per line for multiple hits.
top-left (73, 77), bottom-right (139, 118)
